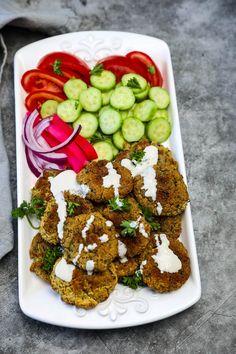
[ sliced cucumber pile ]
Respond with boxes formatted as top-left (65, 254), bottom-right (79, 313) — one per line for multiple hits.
top-left (41, 69), bottom-right (171, 160)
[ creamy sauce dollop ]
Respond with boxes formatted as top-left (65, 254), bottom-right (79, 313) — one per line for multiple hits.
top-left (99, 234), bottom-right (109, 243)
top-left (152, 234), bottom-right (182, 273)
top-left (118, 239), bottom-right (128, 263)
top-left (102, 162), bottom-right (121, 197)
top-left (55, 257), bottom-right (75, 282)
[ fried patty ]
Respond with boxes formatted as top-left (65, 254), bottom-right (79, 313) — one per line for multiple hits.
top-left (114, 257), bottom-right (140, 278)
top-left (76, 160), bottom-right (133, 203)
top-left (51, 259), bottom-right (117, 309)
top-left (62, 212), bottom-right (118, 272)
top-left (142, 235), bottom-right (191, 292)
top-left (134, 166), bottom-right (189, 216)
top-left (29, 233), bottom-right (53, 283)
top-left (157, 214), bottom-right (182, 239)
top-left (40, 199), bottom-right (59, 245)
top-left (31, 170), bottom-right (60, 202)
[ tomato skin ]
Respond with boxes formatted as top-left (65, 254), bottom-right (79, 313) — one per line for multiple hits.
top-left (37, 52), bottom-right (90, 84)
top-left (25, 91), bottom-right (66, 111)
top-left (126, 51), bottom-right (163, 87)
top-left (98, 55), bottom-right (148, 81)
top-left (21, 69), bottom-right (67, 93)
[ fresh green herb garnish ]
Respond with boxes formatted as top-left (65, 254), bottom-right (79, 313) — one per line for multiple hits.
top-left (90, 63), bottom-right (104, 76)
top-left (120, 220), bottom-right (138, 237)
top-left (12, 197), bottom-right (46, 230)
top-left (89, 130), bottom-right (107, 144)
top-left (51, 59), bottom-right (63, 75)
top-left (66, 201), bottom-right (80, 216)
top-left (108, 197), bottom-right (131, 212)
top-left (139, 206), bottom-right (160, 231)
top-left (42, 246), bottom-right (63, 272)
top-left (74, 101), bottom-right (79, 110)
top-left (121, 270), bottom-right (145, 289)
top-left (148, 65), bottom-right (156, 74)
top-left (127, 77), bottom-right (141, 89)
top-left (131, 150), bottom-right (145, 163)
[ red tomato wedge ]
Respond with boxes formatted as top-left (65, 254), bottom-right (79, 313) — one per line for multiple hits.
top-left (98, 55), bottom-right (148, 82)
top-left (37, 52), bottom-right (90, 84)
top-left (21, 69), bottom-right (67, 93)
top-left (126, 51), bottom-right (163, 87)
top-left (25, 91), bottom-right (66, 111)
top-left (58, 68), bottom-right (82, 79)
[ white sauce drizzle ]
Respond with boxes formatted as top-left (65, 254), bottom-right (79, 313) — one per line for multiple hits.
top-left (121, 145), bottom-right (159, 203)
top-left (82, 215), bottom-right (95, 239)
top-left (118, 240), bottom-right (128, 263)
top-left (152, 234), bottom-right (182, 273)
top-left (73, 243), bottom-right (84, 264)
top-left (105, 220), bottom-right (113, 227)
top-left (87, 243), bottom-right (97, 251)
top-left (55, 258), bottom-right (75, 282)
top-left (157, 202), bottom-right (163, 215)
top-left (129, 216), bottom-right (149, 238)
top-left (49, 170), bottom-right (90, 240)
top-left (86, 260), bottom-right (94, 275)
top-left (99, 234), bottom-right (109, 243)
top-left (102, 162), bottom-right (121, 197)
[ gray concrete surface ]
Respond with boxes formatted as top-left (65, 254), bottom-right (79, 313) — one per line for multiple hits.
top-left (0, 0), bottom-right (236, 353)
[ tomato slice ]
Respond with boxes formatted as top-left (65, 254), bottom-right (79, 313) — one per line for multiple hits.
top-left (37, 52), bottom-right (90, 84)
top-left (98, 55), bottom-right (148, 82)
top-left (58, 68), bottom-right (82, 79)
top-left (126, 51), bottom-right (163, 87)
top-left (25, 91), bottom-right (66, 111)
top-left (21, 69), bottom-right (67, 93)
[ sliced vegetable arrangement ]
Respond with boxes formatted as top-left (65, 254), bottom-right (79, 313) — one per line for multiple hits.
top-left (21, 51), bottom-right (171, 176)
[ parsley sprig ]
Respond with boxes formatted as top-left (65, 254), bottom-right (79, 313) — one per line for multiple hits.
top-left (66, 201), bottom-right (80, 216)
top-left (120, 220), bottom-right (138, 237)
top-left (139, 206), bottom-right (160, 231)
top-left (121, 270), bottom-right (145, 289)
top-left (51, 59), bottom-right (63, 75)
top-left (12, 197), bottom-right (46, 230)
top-left (131, 150), bottom-right (145, 163)
top-left (42, 246), bottom-right (63, 272)
top-left (127, 77), bottom-right (141, 89)
top-left (90, 63), bottom-right (104, 76)
top-left (148, 65), bottom-right (156, 74)
top-left (108, 197), bottom-right (131, 212)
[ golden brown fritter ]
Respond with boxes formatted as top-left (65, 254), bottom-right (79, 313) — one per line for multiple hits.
top-left (101, 196), bottom-right (142, 227)
top-left (50, 259), bottom-right (117, 309)
top-left (62, 212), bottom-right (118, 272)
top-left (76, 160), bottom-right (133, 203)
top-left (142, 236), bottom-right (191, 292)
top-left (29, 233), bottom-right (53, 283)
top-left (157, 214), bottom-right (182, 239)
top-left (134, 166), bottom-right (189, 216)
top-left (114, 257), bottom-right (139, 278)
top-left (64, 192), bottom-right (94, 216)
top-left (31, 170), bottom-right (60, 202)
top-left (40, 199), bottom-right (59, 245)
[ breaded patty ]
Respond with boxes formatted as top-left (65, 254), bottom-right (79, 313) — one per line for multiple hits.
top-left (101, 196), bottom-right (142, 227)
top-left (157, 214), bottom-right (182, 239)
top-left (76, 160), bottom-right (133, 203)
top-left (142, 235), bottom-right (191, 292)
top-left (134, 166), bottom-right (189, 216)
top-left (64, 192), bottom-right (94, 216)
top-left (114, 257), bottom-right (139, 278)
top-left (29, 233), bottom-right (52, 283)
top-left (115, 139), bottom-right (178, 170)
top-left (31, 170), bottom-right (60, 202)
top-left (62, 212), bottom-right (118, 272)
top-left (118, 217), bottom-right (151, 258)
top-left (51, 259), bottom-right (117, 309)
top-left (40, 199), bottom-right (59, 245)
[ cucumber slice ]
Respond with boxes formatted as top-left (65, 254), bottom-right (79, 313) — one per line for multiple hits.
top-left (63, 79), bottom-right (87, 100)
top-left (146, 118), bottom-right (171, 143)
top-left (40, 100), bottom-right (58, 118)
top-left (73, 113), bottom-right (98, 138)
top-left (116, 82), bottom-right (122, 88)
top-left (113, 130), bottom-right (125, 150)
top-left (121, 73), bottom-right (147, 94)
top-left (90, 70), bottom-right (116, 92)
top-left (133, 99), bottom-right (157, 122)
top-left (109, 142), bottom-right (119, 157)
top-left (122, 117), bottom-right (145, 142)
top-left (110, 86), bottom-right (135, 110)
top-left (135, 84), bottom-right (150, 102)
top-left (149, 87), bottom-right (170, 109)
top-left (80, 87), bottom-right (102, 112)
top-left (57, 99), bottom-right (82, 123)
top-left (120, 110), bottom-right (128, 121)
top-left (99, 107), bottom-right (122, 135)
top-left (127, 104), bottom-right (137, 117)
top-left (102, 90), bottom-right (114, 106)
top-left (151, 109), bottom-right (169, 120)
top-left (93, 141), bottom-right (113, 161)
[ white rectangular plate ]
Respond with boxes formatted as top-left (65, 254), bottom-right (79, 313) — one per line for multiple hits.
top-left (14, 31), bottom-right (201, 329)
